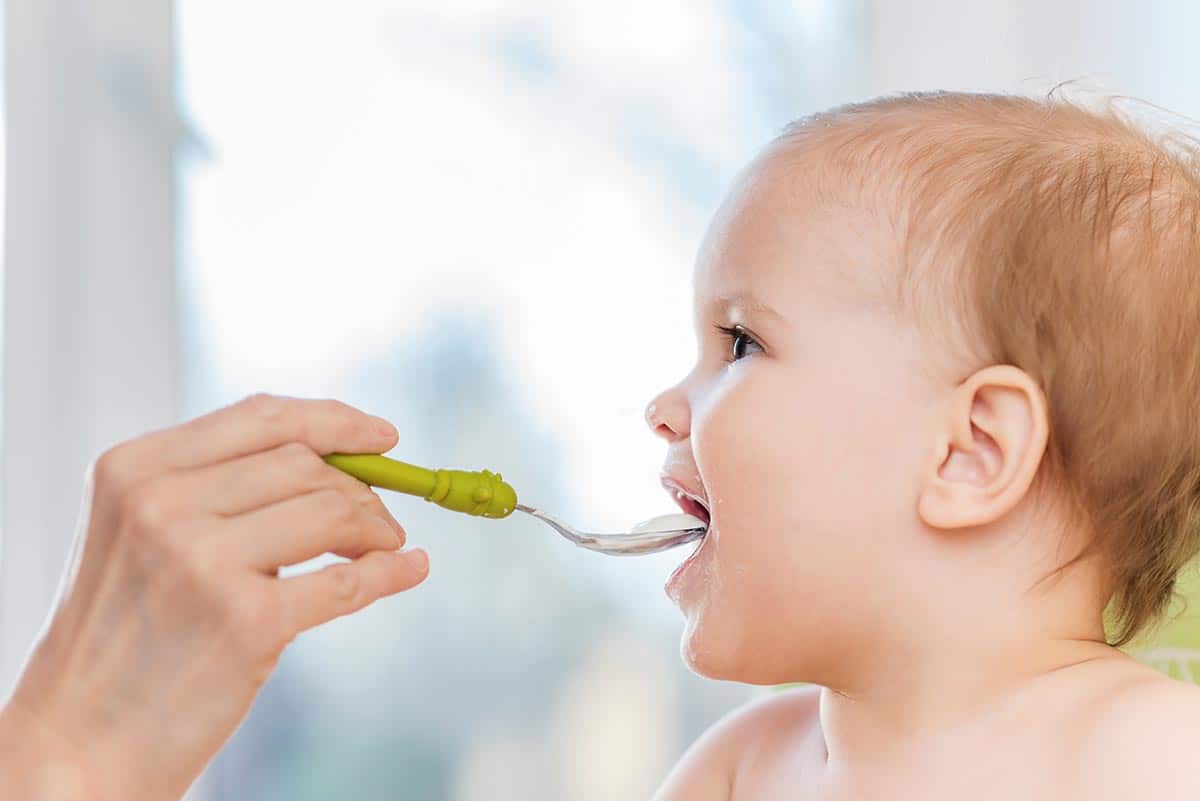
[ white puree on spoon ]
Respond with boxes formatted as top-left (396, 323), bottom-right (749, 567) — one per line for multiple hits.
top-left (628, 512), bottom-right (707, 534)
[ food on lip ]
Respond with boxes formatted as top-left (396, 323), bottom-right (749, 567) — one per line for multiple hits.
top-left (630, 512), bottom-right (708, 535)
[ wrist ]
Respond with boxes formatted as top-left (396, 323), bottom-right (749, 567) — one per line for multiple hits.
top-left (0, 694), bottom-right (92, 801)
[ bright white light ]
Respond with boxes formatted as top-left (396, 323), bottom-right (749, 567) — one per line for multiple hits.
top-left (176, 0), bottom-right (789, 612)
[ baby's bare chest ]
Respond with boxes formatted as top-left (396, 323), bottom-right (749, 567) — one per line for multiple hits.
top-left (731, 728), bottom-right (1090, 801)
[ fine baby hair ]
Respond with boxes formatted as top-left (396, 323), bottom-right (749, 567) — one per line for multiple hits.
top-left (775, 88), bottom-right (1200, 648)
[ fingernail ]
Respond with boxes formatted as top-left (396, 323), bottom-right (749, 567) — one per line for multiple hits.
top-left (372, 416), bottom-right (398, 438)
top-left (376, 515), bottom-right (399, 541)
top-left (402, 549), bottom-right (428, 573)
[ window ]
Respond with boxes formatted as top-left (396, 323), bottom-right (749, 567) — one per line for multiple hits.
top-left (176, 3), bottom-right (857, 798)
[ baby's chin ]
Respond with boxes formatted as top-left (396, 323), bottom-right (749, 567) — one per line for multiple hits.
top-left (678, 601), bottom-right (813, 686)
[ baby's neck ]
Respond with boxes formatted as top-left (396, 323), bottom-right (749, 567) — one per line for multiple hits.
top-left (816, 566), bottom-right (1122, 769)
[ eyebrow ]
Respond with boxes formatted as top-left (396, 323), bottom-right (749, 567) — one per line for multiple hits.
top-left (710, 293), bottom-right (784, 321)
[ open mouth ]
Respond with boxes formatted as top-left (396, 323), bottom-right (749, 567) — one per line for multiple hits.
top-left (663, 483), bottom-right (712, 593)
top-left (671, 489), bottom-right (711, 530)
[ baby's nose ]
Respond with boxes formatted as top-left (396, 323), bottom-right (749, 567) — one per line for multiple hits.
top-left (644, 390), bottom-right (689, 442)
top-left (645, 400), bottom-right (666, 433)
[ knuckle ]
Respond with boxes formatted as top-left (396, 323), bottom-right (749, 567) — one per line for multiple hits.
top-left (241, 392), bottom-right (290, 427)
top-left (121, 480), bottom-right (176, 537)
top-left (321, 397), bottom-right (355, 415)
top-left (281, 439), bottom-right (314, 463)
top-left (92, 444), bottom-right (135, 497)
top-left (325, 564), bottom-right (361, 604)
top-left (281, 440), bottom-right (323, 478)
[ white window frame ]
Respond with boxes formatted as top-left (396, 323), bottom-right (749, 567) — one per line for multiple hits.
top-left (0, 0), bottom-right (180, 721)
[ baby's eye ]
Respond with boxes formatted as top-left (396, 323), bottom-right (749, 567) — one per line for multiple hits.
top-left (713, 324), bottom-right (764, 363)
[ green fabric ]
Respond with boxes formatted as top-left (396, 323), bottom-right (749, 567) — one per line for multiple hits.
top-left (1112, 558), bottom-right (1200, 683)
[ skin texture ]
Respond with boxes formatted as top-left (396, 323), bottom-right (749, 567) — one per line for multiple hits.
top-left (644, 140), bottom-right (1200, 799)
top-left (0, 394), bottom-right (430, 801)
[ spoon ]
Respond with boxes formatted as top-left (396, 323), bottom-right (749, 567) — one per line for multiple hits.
top-left (515, 505), bottom-right (708, 555)
top-left (322, 452), bottom-right (709, 555)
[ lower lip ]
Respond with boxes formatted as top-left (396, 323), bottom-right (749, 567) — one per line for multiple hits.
top-left (665, 530), bottom-right (707, 597)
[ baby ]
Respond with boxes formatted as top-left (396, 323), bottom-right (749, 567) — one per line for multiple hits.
top-left (642, 91), bottom-right (1200, 800)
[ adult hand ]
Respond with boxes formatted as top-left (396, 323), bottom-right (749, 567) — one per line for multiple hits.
top-left (0, 393), bottom-right (429, 801)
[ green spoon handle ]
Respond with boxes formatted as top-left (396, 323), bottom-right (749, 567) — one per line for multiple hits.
top-left (322, 453), bottom-right (517, 519)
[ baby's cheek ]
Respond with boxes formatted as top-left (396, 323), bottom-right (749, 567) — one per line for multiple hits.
top-left (698, 370), bottom-right (836, 532)
top-left (693, 368), bottom-right (875, 647)
top-left (695, 377), bottom-right (821, 587)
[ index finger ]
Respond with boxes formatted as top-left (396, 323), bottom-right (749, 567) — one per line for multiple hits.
top-left (118, 394), bottom-right (399, 478)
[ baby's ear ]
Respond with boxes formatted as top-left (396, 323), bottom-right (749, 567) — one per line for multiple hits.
top-left (917, 365), bottom-right (1049, 530)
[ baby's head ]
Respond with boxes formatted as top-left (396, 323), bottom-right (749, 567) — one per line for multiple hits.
top-left (645, 91), bottom-right (1200, 686)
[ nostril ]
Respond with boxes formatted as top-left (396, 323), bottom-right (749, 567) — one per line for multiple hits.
top-left (645, 402), bottom-right (682, 440)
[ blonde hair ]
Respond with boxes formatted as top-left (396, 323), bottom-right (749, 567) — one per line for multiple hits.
top-left (779, 90), bottom-right (1200, 647)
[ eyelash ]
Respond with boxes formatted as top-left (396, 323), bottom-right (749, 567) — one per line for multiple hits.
top-left (713, 323), bottom-right (763, 364)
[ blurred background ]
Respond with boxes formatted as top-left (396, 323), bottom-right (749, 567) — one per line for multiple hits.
top-left (2, 1), bottom-right (1199, 799)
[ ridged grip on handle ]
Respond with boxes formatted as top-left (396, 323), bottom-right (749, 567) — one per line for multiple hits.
top-left (322, 453), bottom-right (517, 519)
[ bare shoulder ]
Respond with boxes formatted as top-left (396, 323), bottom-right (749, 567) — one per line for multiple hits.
top-left (652, 685), bottom-right (821, 801)
top-left (1079, 664), bottom-right (1200, 800)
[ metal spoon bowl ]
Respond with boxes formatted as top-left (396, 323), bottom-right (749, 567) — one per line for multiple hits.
top-left (515, 503), bottom-right (707, 555)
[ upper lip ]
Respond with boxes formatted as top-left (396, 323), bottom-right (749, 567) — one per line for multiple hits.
top-left (660, 474), bottom-right (711, 525)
